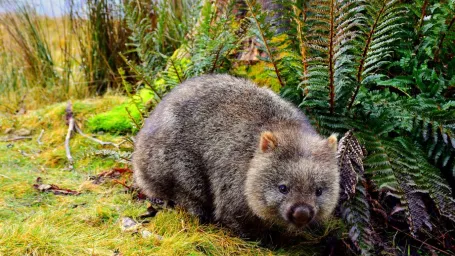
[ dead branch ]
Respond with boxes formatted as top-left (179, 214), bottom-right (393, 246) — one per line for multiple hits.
top-left (65, 101), bottom-right (74, 169)
top-left (33, 176), bottom-right (81, 196)
top-left (0, 136), bottom-right (32, 142)
top-left (37, 129), bottom-right (44, 145)
top-left (74, 123), bottom-right (118, 148)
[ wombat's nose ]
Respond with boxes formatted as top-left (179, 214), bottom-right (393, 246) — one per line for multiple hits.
top-left (290, 204), bottom-right (314, 226)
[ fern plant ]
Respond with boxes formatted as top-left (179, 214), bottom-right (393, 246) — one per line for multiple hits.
top-left (123, 0), bottom-right (248, 125)
top-left (161, 0), bottom-right (248, 86)
top-left (123, 0), bottom-right (201, 100)
top-left (249, 0), bottom-right (455, 254)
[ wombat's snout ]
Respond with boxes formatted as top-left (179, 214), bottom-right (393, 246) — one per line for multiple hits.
top-left (288, 204), bottom-right (314, 227)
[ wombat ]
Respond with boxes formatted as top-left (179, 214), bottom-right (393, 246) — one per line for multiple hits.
top-left (133, 74), bottom-right (340, 238)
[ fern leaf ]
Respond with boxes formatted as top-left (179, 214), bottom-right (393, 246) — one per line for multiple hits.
top-left (299, 0), bottom-right (364, 114)
top-left (337, 130), bottom-right (365, 201)
top-left (244, 0), bottom-right (284, 87)
top-left (348, 0), bottom-right (405, 109)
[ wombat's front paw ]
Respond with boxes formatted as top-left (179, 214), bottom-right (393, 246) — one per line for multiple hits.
top-left (139, 204), bottom-right (158, 220)
top-left (187, 207), bottom-right (211, 224)
top-left (139, 198), bottom-right (172, 220)
top-left (149, 197), bottom-right (164, 206)
top-left (149, 198), bottom-right (175, 209)
top-left (197, 213), bottom-right (212, 224)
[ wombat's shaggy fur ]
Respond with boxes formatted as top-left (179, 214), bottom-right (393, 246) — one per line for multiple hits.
top-left (133, 74), bottom-right (339, 237)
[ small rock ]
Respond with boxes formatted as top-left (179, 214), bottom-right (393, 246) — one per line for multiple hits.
top-left (120, 217), bottom-right (140, 232)
top-left (4, 128), bottom-right (14, 134)
top-left (112, 249), bottom-right (123, 256)
top-left (16, 128), bottom-right (31, 136)
top-left (141, 230), bottom-right (153, 238)
top-left (37, 184), bottom-right (52, 191)
top-left (17, 107), bottom-right (26, 115)
top-left (141, 230), bottom-right (163, 240)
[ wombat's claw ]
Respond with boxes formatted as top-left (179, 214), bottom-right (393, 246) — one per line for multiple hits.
top-left (237, 232), bottom-right (251, 240)
top-left (197, 214), bottom-right (211, 224)
top-left (149, 198), bottom-right (164, 205)
top-left (148, 198), bottom-right (175, 209)
top-left (166, 200), bottom-right (176, 209)
top-left (139, 205), bottom-right (158, 220)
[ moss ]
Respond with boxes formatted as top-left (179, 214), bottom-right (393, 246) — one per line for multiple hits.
top-left (86, 103), bottom-right (141, 135)
top-left (85, 88), bottom-right (158, 135)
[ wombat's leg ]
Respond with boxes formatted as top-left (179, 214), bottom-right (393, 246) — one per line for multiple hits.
top-left (139, 204), bottom-right (158, 219)
top-left (173, 183), bottom-right (212, 223)
top-left (184, 203), bottom-right (212, 224)
top-left (140, 198), bottom-right (176, 220)
top-left (217, 214), bottom-right (246, 234)
top-left (169, 151), bottom-right (213, 223)
top-left (149, 197), bottom-right (175, 210)
top-left (218, 214), bottom-right (271, 241)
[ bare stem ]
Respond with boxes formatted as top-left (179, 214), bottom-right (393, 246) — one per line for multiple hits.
top-left (74, 123), bottom-right (119, 148)
top-left (37, 129), bottom-right (44, 145)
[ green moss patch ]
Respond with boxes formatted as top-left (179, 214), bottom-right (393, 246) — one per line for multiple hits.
top-left (86, 104), bottom-right (141, 135)
top-left (86, 88), bottom-right (156, 135)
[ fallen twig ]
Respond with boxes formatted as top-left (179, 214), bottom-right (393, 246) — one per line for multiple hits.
top-left (390, 225), bottom-right (452, 255)
top-left (90, 167), bottom-right (133, 184)
top-left (0, 136), bottom-right (32, 142)
top-left (19, 150), bottom-right (30, 157)
top-left (33, 177), bottom-right (80, 196)
top-left (74, 123), bottom-right (118, 148)
top-left (113, 179), bottom-right (132, 189)
top-left (37, 129), bottom-right (44, 145)
top-left (116, 139), bottom-right (130, 148)
top-left (125, 107), bottom-right (142, 132)
top-left (65, 101), bottom-right (74, 170)
top-left (0, 174), bottom-right (13, 180)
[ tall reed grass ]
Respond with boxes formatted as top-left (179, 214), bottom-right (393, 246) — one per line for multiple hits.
top-left (0, 0), bottom-right (205, 113)
top-left (0, 0), bottom-right (133, 112)
top-left (70, 0), bottom-right (132, 96)
top-left (0, 4), bottom-right (73, 112)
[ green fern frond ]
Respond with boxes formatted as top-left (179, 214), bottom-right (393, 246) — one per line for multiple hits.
top-left (124, 0), bottom-right (200, 89)
top-left (348, 0), bottom-right (406, 109)
top-left (357, 128), bottom-right (455, 235)
top-left (298, 0), bottom-right (365, 114)
top-left (341, 181), bottom-right (376, 255)
top-left (169, 0), bottom-right (248, 80)
top-left (244, 0), bottom-right (285, 87)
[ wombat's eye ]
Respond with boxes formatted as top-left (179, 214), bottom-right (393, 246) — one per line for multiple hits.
top-left (315, 188), bottom-right (323, 197)
top-left (278, 185), bottom-right (289, 194)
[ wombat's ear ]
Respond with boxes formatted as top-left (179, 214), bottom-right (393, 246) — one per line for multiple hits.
top-left (260, 131), bottom-right (278, 152)
top-left (327, 134), bottom-right (338, 152)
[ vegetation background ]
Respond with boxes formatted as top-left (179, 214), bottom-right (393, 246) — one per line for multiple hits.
top-left (0, 0), bottom-right (455, 255)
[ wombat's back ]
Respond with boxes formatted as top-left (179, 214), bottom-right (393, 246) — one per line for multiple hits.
top-left (143, 74), bottom-right (313, 135)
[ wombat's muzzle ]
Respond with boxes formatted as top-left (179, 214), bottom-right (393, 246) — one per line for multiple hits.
top-left (288, 203), bottom-right (314, 227)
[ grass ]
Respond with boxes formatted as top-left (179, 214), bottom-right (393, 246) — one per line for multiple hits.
top-left (0, 0), bottom-right (132, 113)
top-left (0, 96), bottom-right (338, 255)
